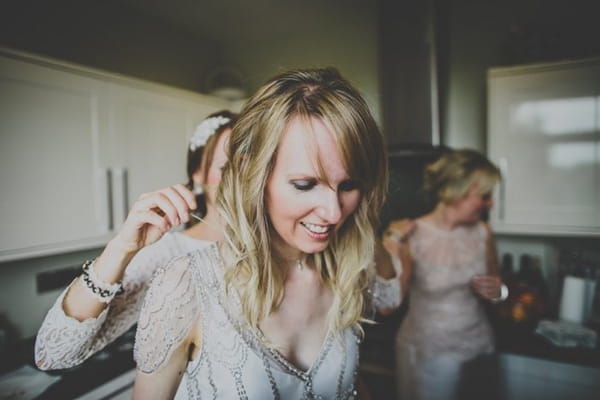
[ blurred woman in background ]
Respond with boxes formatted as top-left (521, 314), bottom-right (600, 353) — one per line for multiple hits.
top-left (384, 149), bottom-right (507, 400)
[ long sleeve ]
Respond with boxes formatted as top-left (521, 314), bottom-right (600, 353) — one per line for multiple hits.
top-left (34, 233), bottom-right (207, 370)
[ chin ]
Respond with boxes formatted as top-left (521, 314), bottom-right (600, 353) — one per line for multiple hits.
top-left (300, 241), bottom-right (330, 255)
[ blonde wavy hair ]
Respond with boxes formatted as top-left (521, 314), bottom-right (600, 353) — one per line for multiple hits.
top-left (216, 67), bottom-right (387, 335)
top-left (424, 149), bottom-right (501, 204)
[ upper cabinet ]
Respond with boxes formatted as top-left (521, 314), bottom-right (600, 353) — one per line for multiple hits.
top-left (487, 58), bottom-right (600, 236)
top-left (0, 49), bottom-right (232, 262)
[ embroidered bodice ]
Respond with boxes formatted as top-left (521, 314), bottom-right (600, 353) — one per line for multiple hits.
top-left (134, 244), bottom-right (363, 399)
top-left (35, 231), bottom-right (212, 370)
top-left (397, 219), bottom-right (494, 361)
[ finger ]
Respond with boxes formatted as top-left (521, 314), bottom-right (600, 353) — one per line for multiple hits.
top-left (384, 229), bottom-right (404, 243)
top-left (158, 186), bottom-right (193, 224)
top-left (135, 209), bottom-right (172, 233)
top-left (133, 192), bottom-right (181, 226)
top-left (170, 183), bottom-right (197, 210)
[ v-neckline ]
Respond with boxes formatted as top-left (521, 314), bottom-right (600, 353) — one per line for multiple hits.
top-left (206, 243), bottom-right (335, 379)
top-left (254, 326), bottom-right (334, 379)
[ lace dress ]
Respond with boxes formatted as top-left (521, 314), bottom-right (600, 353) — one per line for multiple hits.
top-left (35, 232), bottom-right (212, 370)
top-left (135, 244), bottom-right (400, 399)
top-left (395, 220), bottom-right (494, 400)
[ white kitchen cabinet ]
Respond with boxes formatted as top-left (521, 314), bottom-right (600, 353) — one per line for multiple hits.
top-left (0, 52), bottom-right (113, 261)
top-left (487, 58), bottom-right (600, 236)
top-left (0, 48), bottom-right (231, 262)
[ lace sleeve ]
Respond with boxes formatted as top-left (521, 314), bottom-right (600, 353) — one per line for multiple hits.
top-left (35, 279), bottom-right (110, 370)
top-left (34, 236), bottom-right (183, 370)
top-left (134, 255), bottom-right (199, 374)
top-left (370, 256), bottom-right (402, 311)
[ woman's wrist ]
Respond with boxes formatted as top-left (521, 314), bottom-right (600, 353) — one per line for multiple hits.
top-left (95, 239), bottom-right (138, 283)
top-left (80, 259), bottom-right (124, 303)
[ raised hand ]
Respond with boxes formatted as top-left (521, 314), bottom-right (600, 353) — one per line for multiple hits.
top-left (470, 274), bottom-right (502, 301)
top-left (112, 184), bottom-right (197, 254)
top-left (382, 218), bottom-right (416, 256)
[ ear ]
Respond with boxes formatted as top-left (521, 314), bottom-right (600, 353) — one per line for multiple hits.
top-left (192, 170), bottom-right (204, 186)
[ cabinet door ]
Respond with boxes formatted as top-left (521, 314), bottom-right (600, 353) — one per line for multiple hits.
top-left (108, 83), bottom-right (229, 225)
top-left (488, 61), bottom-right (600, 236)
top-left (0, 55), bottom-right (112, 262)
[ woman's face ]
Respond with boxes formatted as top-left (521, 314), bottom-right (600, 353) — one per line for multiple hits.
top-left (195, 128), bottom-right (230, 205)
top-left (265, 117), bottom-right (361, 259)
top-left (453, 179), bottom-right (494, 223)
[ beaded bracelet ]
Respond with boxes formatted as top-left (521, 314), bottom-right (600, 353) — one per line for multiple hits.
top-left (81, 259), bottom-right (124, 303)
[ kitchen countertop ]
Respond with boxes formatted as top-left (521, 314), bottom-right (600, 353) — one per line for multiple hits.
top-left (0, 328), bottom-right (136, 400)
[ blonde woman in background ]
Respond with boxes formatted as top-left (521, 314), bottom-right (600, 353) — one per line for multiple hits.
top-left (132, 67), bottom-right (398, 399)
top-left (35, 110), bottom-right (237, 370)
top-left (384, 149), bottom-right (507, 400)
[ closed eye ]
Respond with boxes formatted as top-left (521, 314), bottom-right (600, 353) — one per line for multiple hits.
top-left (339, 179), bottom-right (360, 192)
top-left (291, 179), bottom-right (317, 191)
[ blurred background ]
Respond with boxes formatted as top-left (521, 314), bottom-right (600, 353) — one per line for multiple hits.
top-left (1, 0), bottom-right (599, 398)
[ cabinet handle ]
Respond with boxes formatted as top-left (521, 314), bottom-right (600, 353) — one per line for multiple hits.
top-left (498, 157), bottom-right (508, 221)
top-left (106, 168), bottom-right (114, 231)
top-left (122, 168), bottom-right (129, 223)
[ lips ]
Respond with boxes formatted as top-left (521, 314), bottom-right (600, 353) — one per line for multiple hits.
top-left (301, 222), bottom-right (333, 240)
top-left (301, 222), bottom-right (331, 233)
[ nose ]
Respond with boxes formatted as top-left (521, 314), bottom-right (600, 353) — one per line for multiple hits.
top-left (316, 188), bottom-right (343, 224)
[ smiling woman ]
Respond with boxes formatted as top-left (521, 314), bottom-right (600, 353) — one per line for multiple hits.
top-left (132, 67), bottom-right (395, 399)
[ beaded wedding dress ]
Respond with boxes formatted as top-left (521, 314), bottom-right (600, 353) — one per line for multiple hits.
top-left (395, 219), bottom-right (495, 400)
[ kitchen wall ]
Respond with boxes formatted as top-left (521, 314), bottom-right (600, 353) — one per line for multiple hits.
top-left (0, 0), bottom-right (380, 340)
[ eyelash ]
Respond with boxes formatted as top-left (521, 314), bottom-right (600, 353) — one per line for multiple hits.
top-left (292, 180), bottom-right (317, 191)
top-left (291, 180), bottom-right (359, 192)
top-left (339, 180), bottom-right (360, 192)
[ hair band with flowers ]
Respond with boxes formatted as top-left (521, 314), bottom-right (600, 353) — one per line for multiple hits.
top-left (189, 116), bottom-right (231, 151)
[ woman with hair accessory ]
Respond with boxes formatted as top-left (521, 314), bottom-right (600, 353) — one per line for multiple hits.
top-left (384, 149), bottom-right (506, 400)
top-left (131, 67), bottom-right (398, 399)
top-left (34, 110), bottom-right (238, 370)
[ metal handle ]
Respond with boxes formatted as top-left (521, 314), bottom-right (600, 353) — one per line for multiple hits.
top-left (106, 168), bottom-right (114, 231)
top-left (122, 168), bottom-right (129, 223)
top-left (498, 157), bottom-right (508, 221)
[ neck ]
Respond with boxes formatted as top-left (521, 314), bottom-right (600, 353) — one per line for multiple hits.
top-left (428, 202), bottom-right (461, 230)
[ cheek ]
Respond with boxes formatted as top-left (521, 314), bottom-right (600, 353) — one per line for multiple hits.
top-left (266, 183), bottom-right (297, 221)
top-left (206, 166), bottom-right (223, 186)
top-left (341, 192), bottom-right (362, 218)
